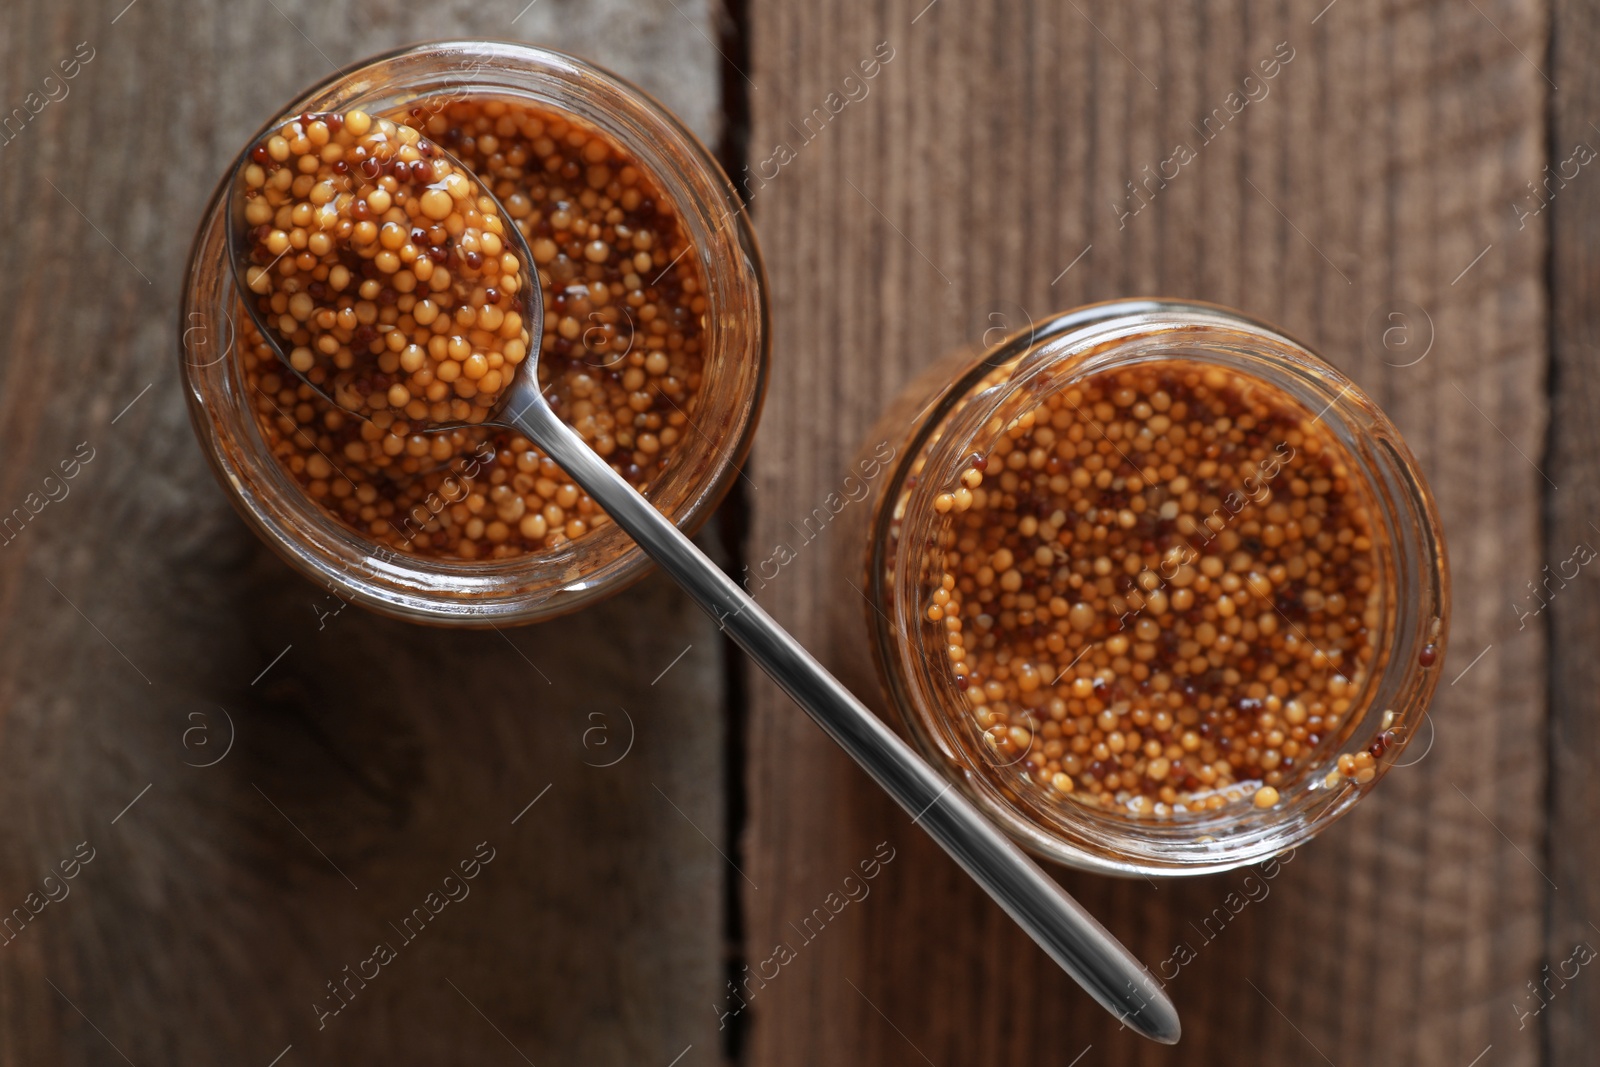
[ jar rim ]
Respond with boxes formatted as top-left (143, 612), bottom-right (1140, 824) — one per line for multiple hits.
top-left (865, 299), bottom-right (1449, 876)
top-left (179, 41), bottom-right (769, 625)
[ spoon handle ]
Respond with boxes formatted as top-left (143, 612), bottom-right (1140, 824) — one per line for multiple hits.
top-left (513, 401), bottom-right (1180, 1045)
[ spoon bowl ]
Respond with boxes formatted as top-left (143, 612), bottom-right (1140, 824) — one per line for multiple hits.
top-left (225, 110), bottom-right (547, 438)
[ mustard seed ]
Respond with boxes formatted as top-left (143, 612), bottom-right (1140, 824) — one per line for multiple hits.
top-left (926, 361), bottom-right (1380, 817)
top-left (237, 99), bottom-right (709, 560)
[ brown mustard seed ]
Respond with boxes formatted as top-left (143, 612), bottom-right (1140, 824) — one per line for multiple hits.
top-left (237, 99), bottom-right (709, 560)
top-left (925, 361), bottom-right (1380, 818)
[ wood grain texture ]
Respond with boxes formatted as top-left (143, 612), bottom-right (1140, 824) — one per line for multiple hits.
top-left (0, 2), bottom-right (730, 1064)
top-left (740, 1), bottom-right (1552, 1064)
top-left (1546, 0), bottom-right (1600, 1060)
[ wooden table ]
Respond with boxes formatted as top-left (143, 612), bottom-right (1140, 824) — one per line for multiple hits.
top-left (0, 1), bottom-right (1587, 1064)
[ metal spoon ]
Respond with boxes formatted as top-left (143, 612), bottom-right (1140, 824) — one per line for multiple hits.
top-left (225, 113), bottom-right (1180, 1044)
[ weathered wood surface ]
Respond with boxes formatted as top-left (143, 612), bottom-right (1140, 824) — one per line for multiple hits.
top-left (0, 2), bottom-right (730, 1065)
top-left (741, 1), bottom-right (1556, 1065)
top-left (1546, 0), bottom-right (1600, 1061)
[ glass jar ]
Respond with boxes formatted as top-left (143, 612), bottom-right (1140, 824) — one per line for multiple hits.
top-left (850, 300), bottom-right (1448, 877)
top-left (180, 41), bottom-right (767, 625)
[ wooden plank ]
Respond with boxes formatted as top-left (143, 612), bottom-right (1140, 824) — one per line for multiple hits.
top-left (1545, 1), bottom-right (1600, 1061)
top-left (740, 1), bottom-right (1550, 1063)
top-left (0, 2), bottom-right (730, 1064)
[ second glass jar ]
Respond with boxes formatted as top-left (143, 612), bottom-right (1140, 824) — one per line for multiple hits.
top-left (846, 300), bottom-right (1448, 877)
